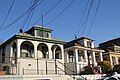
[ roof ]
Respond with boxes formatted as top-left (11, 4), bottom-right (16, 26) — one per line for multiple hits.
top-left (0, 33), bottom-right (65, 48)
top-left (99, 37), bottom-right (120, 52)
top-left (65, 37), bottom-right (94, 48)
top-left (74, 37), bottom-right (94, 41)
top-left (100, 37), bottom-right (120, 46)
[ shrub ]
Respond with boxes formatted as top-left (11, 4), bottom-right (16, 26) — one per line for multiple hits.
top-left (83, 66), bottom-right (93, 74)
top-left (98, 61), bottom-right (112, 74)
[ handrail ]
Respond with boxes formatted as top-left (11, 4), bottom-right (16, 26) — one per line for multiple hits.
top-left (55, 60), bottom-right (75, 74)
top-left (57, 66), bottom-right (76, 80)
top-left (55, 59), bottom-right (85, 79)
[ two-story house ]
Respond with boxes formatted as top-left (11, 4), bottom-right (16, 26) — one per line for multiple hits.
top-left (99, 38), bottom-right (120, 66)
top-left (64, 37), bottom-right (104, 74)
top-left (0, 25), bottom-right (65, 75)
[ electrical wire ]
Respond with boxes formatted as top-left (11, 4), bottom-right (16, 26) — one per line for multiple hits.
top-left (75, 0), bottom-right (90, 37)
top-left (22, 0), bottom-right (38, 30)
top-left (0, 0), bottom-right (44, 31)
top-left (0, 0), bottom-right (15, 30)
top-left (32, 0), bottom-right (63, 25)
top-left (44, 0), bottom-right (74, 26)
top-left (87, 0), bottom-right (101, 36)
top-left (21, 0), bottom-right (35, 29)
top-left (81, 0), bottom-right (95, 36)
top-left (24, 4), bottom-right (36, 31)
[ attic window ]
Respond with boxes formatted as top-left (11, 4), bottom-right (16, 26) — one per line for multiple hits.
top-left (36, 30), bottom-right (49, 38)
top-left (87, 41), bottom-right (92, 48)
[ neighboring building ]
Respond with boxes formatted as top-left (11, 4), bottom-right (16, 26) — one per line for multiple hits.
top-left (64, 37), bottom-right (104, 74)
top-left (99, 38), bottom-right (120, 66)
top-left (0, 25), bottom-right (65, 75)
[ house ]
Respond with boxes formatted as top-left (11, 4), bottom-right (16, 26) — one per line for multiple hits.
top-left (0, 25), bottom-right (65, 75)
top-left (64, 37), bottom-right (104, 74)
top-left (99, 38), bottom-right (120, 66)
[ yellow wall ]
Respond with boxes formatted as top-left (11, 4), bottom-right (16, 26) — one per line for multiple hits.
top-left (109, 53), bottom-right (120, 66)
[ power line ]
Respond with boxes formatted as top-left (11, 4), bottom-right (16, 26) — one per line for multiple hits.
top-left (87, 0), bottom-right (101, 36)
top-left (0, 0), bottom-right (15, 30)
top-left (76, 0), bottom-right (94, 37)
top-left (24, 2), bottom-right (36, 31)
top-left (0, 0), bottom-right (44, 31)
top-left (21, 0), bottom-right (35, 29)
top-left (32, 0), bottom-right (63, 25)
top-left (81, 0), bottom-right (95, 36)
top-left (75, 0), bottom-right (90, 37)
top-left (44, 0), bottom-right (74, 26)
top-left (22, 0), bottom-right (38, 30)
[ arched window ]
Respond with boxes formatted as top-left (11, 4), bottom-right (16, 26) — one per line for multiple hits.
top-left (37, 43), bottom-right (48, 58)
top-left (20, 41), bottom-right (34, 58)
top-left (51, 45), bottom-right (62, 59)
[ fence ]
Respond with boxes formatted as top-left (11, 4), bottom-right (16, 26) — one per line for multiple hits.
top-left (22, 69), bottom-right (64, 75)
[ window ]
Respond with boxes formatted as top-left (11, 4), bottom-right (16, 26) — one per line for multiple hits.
top-left (43, 32), bottom-right (49, 38)
top-left (36, 30), bottom-right (49, 38)
top-left (2, 48), bottom-right (5, 63)
top-left (68, 51), bottom-right (74, 62)
top-left (112, 56), bottom-right (116, 65)
top-left (87, 41), bottom-right (92, 48)
top-left (78, 50), bottom-right (84, 62)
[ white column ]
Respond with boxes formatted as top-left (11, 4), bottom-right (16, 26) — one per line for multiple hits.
top-left (92, 51), bottom-right (96, 66)
top-left (48, 45), bottom-right (52, 59)
top-left (17, 40), bottom-right (21, 57)
top-left (10, 46), bottom-right (13, 57)
top-left (64, 50), bottom-right (69, 63)
top-left (74, 49), bottom-right (78, 63)
top-left (99, 52), bottom-right (103, 61)
top-left (34, 45), bottom-right (38, 59)
top-left (74, 49), bottom-right (78, 74)
top-left (116, 57), bottom-right (118, 64)
top-left (84, 50), bottom-right (88, 62)
top-left (61, 45), bottom-right (64, 62)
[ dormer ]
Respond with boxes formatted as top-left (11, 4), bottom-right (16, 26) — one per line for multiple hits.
top-left (76, 37), bottom-right (95, 48)
top-left (26, 25), bottom-right (52, 39)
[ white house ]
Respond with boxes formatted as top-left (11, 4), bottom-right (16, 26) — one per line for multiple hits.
top-left (0, 25), bottom-right (65, 75)
top-left (64, 37), bottom-right (104, 74)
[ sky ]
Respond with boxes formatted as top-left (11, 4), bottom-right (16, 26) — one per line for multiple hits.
top-left (0, 0), bottom-right (120, 46)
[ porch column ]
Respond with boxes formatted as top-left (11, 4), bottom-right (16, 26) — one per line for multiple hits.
top-left (61, 45), bottom-right (64, 62)
top-left (48, 45), bottom-right (52, 59)
top-left (92, 51), bottom-right (96, 66)
top-left (74, 49), bottom-right (78, 74)
top-left (74, 49), bottom-right (78, 63)
top-left (17, 40), bottom-right (21, 57)
top-left (116, 57), bottom-right (118, 64)
top-left (10, 45), bottom-right (13, 58)
top-left (99, 52), bottom-right (103, 61)
top-left (84, 50), bottom-right (88, 62)
top-left (34, 45), bottom-right (37, 59)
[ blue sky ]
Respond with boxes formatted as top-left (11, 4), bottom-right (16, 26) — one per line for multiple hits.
top-left (0, 0), bottom-right (120, 46)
